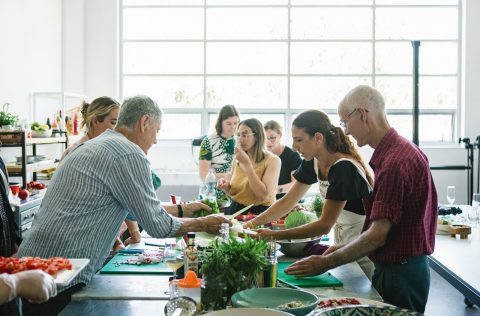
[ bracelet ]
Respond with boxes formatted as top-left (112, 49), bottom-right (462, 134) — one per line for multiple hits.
top-left (177, 204), bottom-right (183, 218)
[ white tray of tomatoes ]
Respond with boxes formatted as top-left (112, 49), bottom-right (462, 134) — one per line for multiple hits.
top-left (0, 257), bottom-right (90, 286)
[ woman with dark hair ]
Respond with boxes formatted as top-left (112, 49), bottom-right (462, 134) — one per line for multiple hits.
top-left (264, 120), bottom-right (302, 199)
top-left (218, 118), bottom-right (281, 216)
top-left (199, 105), bottom-right (240, 204)
top-left (244, 110), bottom-right (374, 279)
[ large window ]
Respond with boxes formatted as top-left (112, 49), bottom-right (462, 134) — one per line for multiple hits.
top-left (120, 0), bottom-right (460, 143)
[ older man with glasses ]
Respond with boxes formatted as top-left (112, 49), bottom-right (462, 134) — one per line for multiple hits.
top-left (285, 85), bottom-right (438, 314)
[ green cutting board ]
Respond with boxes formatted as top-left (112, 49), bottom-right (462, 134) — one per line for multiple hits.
top-left (100, 253), bottom-right (173, 274)
top-left (277, 261), bottom-right (343, 287)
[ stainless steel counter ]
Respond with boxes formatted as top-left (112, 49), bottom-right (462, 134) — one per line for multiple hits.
top-left (60, 300), bottom-right (168, 316)
top-left (67, 238), bottom-right (382, 313)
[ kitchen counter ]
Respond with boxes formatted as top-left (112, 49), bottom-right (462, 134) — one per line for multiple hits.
top-left (60, 300), bottom-right (168, 316)
top-left (429, 223), bottom-right (480, 306)
top-left (66, 238), bottom-right (381, 313)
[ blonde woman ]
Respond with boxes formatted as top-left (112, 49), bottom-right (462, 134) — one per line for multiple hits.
top-left (218, 118), bottom-right (281, 216)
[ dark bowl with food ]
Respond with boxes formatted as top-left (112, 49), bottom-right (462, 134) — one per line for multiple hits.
top-left (276, 237), bottom-right (322, 257)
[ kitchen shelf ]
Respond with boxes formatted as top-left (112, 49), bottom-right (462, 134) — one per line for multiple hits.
top-left (0, 131), bottom-right (68, 187)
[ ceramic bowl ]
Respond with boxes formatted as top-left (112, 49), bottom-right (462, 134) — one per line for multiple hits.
top-left (31, 129), bottom-right (53, 138)
top-left (276, 237), bottom-right (322, 257)
top-left (231, 287), bottom-right (318, 316)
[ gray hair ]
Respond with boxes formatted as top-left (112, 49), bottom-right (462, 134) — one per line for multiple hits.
top-left (117, 95), bottom-right (162, 130)
top-left (342, 85), bottom-right (385, 112)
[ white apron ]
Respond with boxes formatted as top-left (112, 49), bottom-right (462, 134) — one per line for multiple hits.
top-left (314, 158), bottom-right (374, 280)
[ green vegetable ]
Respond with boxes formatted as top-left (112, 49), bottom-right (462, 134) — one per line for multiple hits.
top-left (285, 209), bottom-right (317, 229)
top-left (310, 193), bottom-right (324, 218)
top-left (193, 198), bottom-right (220, 218)
top-left (201, 236), bottom-right (268, 310)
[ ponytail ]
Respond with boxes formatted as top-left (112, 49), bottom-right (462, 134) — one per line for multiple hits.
top-left (294, 110), bottom-right (373, 187)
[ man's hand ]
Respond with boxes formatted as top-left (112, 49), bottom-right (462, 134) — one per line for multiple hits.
top-left (200, 215), bottom-right (232, 235)
top-left (323, 244), bottom-right (343, 256)
top-left (15, 270), bottom-right (57, 303)
top-left (183, 201), bottom-right (212, 218)
top-left (284, 255), bottom-right (330, 277)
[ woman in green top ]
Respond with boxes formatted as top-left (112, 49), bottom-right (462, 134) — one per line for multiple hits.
top-left (199, 105), bottom-right (240, 203)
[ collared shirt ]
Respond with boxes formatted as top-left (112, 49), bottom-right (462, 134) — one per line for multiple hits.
top-left (363, 128), bottom-right (438, 263)
top-left (18, 130), bottom-right (181, 289)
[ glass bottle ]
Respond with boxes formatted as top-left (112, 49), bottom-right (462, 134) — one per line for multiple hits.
top-left (184, 233), bottom-right (198, 274)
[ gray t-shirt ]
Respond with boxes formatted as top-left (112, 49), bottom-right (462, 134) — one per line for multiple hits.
top-left (18, 129), bottom-right (181, 288)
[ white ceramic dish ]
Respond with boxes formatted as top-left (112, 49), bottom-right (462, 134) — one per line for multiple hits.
top-left (55, 258), bottom-right (90, 285)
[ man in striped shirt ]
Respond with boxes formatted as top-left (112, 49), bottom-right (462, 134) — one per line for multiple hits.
top-left (18, 95), bottom-right (231, 315)
top-left (285, 86), bottom-right (437, 313)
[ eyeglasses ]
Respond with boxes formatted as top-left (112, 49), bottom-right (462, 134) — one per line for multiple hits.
top-left (235, 132), bottom-right (255, 139)
top-left (267, 136), bottom-right (277, 142)
top-left (339, 108), bottom-right (362, 129)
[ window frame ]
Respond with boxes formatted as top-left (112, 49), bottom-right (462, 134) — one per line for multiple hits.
top-left (119, 0), bottom-right (462, 145)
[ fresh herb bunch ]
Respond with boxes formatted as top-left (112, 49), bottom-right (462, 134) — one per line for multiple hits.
top-left (310, 193), bottom-right (324, 218)
top-left (200, 235), bottom-right (268, 310)
top-left (0, 103), bottom-right (19, 127)
top-left (192, 199), bottom-right (220, 217)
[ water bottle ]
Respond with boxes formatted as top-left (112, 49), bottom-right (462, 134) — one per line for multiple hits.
top-left (205, 168), bottom-right (217, 203)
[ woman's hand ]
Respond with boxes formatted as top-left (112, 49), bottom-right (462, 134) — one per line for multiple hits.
top-left (217, 178), bottom-right (231, 193)
top-left (234, 147), bottom-right (252, 171)
top-left (253, 228), bottom-right (280, 240)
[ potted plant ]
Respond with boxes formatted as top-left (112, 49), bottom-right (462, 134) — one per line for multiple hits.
top-left (0, 103), bottom-right (19, 131)
top-left (200, 235), bottom-right (268, 311)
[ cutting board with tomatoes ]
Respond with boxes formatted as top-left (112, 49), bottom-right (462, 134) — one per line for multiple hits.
top-left (277, 261), bottom-right (343, 287)
top-left (100, 253), bottom-right (173, 274)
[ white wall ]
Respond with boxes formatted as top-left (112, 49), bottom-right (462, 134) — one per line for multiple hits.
top-left (0, 0), bottom-right (62, 120)
top-left (0, 0), bottom-right (63, 164)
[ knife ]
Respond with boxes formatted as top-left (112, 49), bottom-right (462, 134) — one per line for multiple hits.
top-left (224, 204), bottom-right (254, 220)
top-left (118, 249), bottom-right (144, 255)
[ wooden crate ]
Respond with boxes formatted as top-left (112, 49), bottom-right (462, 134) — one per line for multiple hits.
top-left (0, 132), bottom-right (23, 144)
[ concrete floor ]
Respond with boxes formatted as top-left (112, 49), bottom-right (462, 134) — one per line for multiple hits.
top-left (425, 269), bottom-right (479, 316)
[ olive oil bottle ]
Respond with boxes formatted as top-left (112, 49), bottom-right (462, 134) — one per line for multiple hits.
top-left (184, 232), bottom-right (199, 274)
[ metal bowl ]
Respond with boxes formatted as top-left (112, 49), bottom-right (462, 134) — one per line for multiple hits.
top-left (276, 237), bottom-right (322, 257)
top-left (16, 156), bottom-right (36, 164)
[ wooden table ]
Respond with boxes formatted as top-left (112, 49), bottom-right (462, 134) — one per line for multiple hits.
top-left (429, 223), bottom-right (480, 307)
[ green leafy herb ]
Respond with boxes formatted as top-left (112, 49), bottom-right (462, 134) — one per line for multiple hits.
top-left (192, 199), bottom-right (220, 217)
top-left (200, 236), bottom-right (268, 310)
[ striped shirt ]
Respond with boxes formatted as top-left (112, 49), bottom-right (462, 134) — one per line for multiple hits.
top-left (17, 129), bottom-right (181, 288)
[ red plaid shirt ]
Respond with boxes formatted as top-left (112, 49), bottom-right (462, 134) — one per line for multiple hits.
top-left (363, 128), bottom-right (438, 263)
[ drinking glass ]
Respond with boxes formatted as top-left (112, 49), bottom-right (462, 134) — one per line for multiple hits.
top-left (164, 257), bottom-right (184, 298)
top-left (472, 193), bottom-right (480, 209)
top-left (467, 208), bottom-right (479, 227)
top-left (447, 186), bottom-right (456, 206)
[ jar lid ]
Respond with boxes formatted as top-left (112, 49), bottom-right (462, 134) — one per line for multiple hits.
top-left (178, 271), bottom-right (201, 288)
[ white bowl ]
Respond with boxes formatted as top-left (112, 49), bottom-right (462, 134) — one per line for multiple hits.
top-left (31, 129), bottom-right (53, 138)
